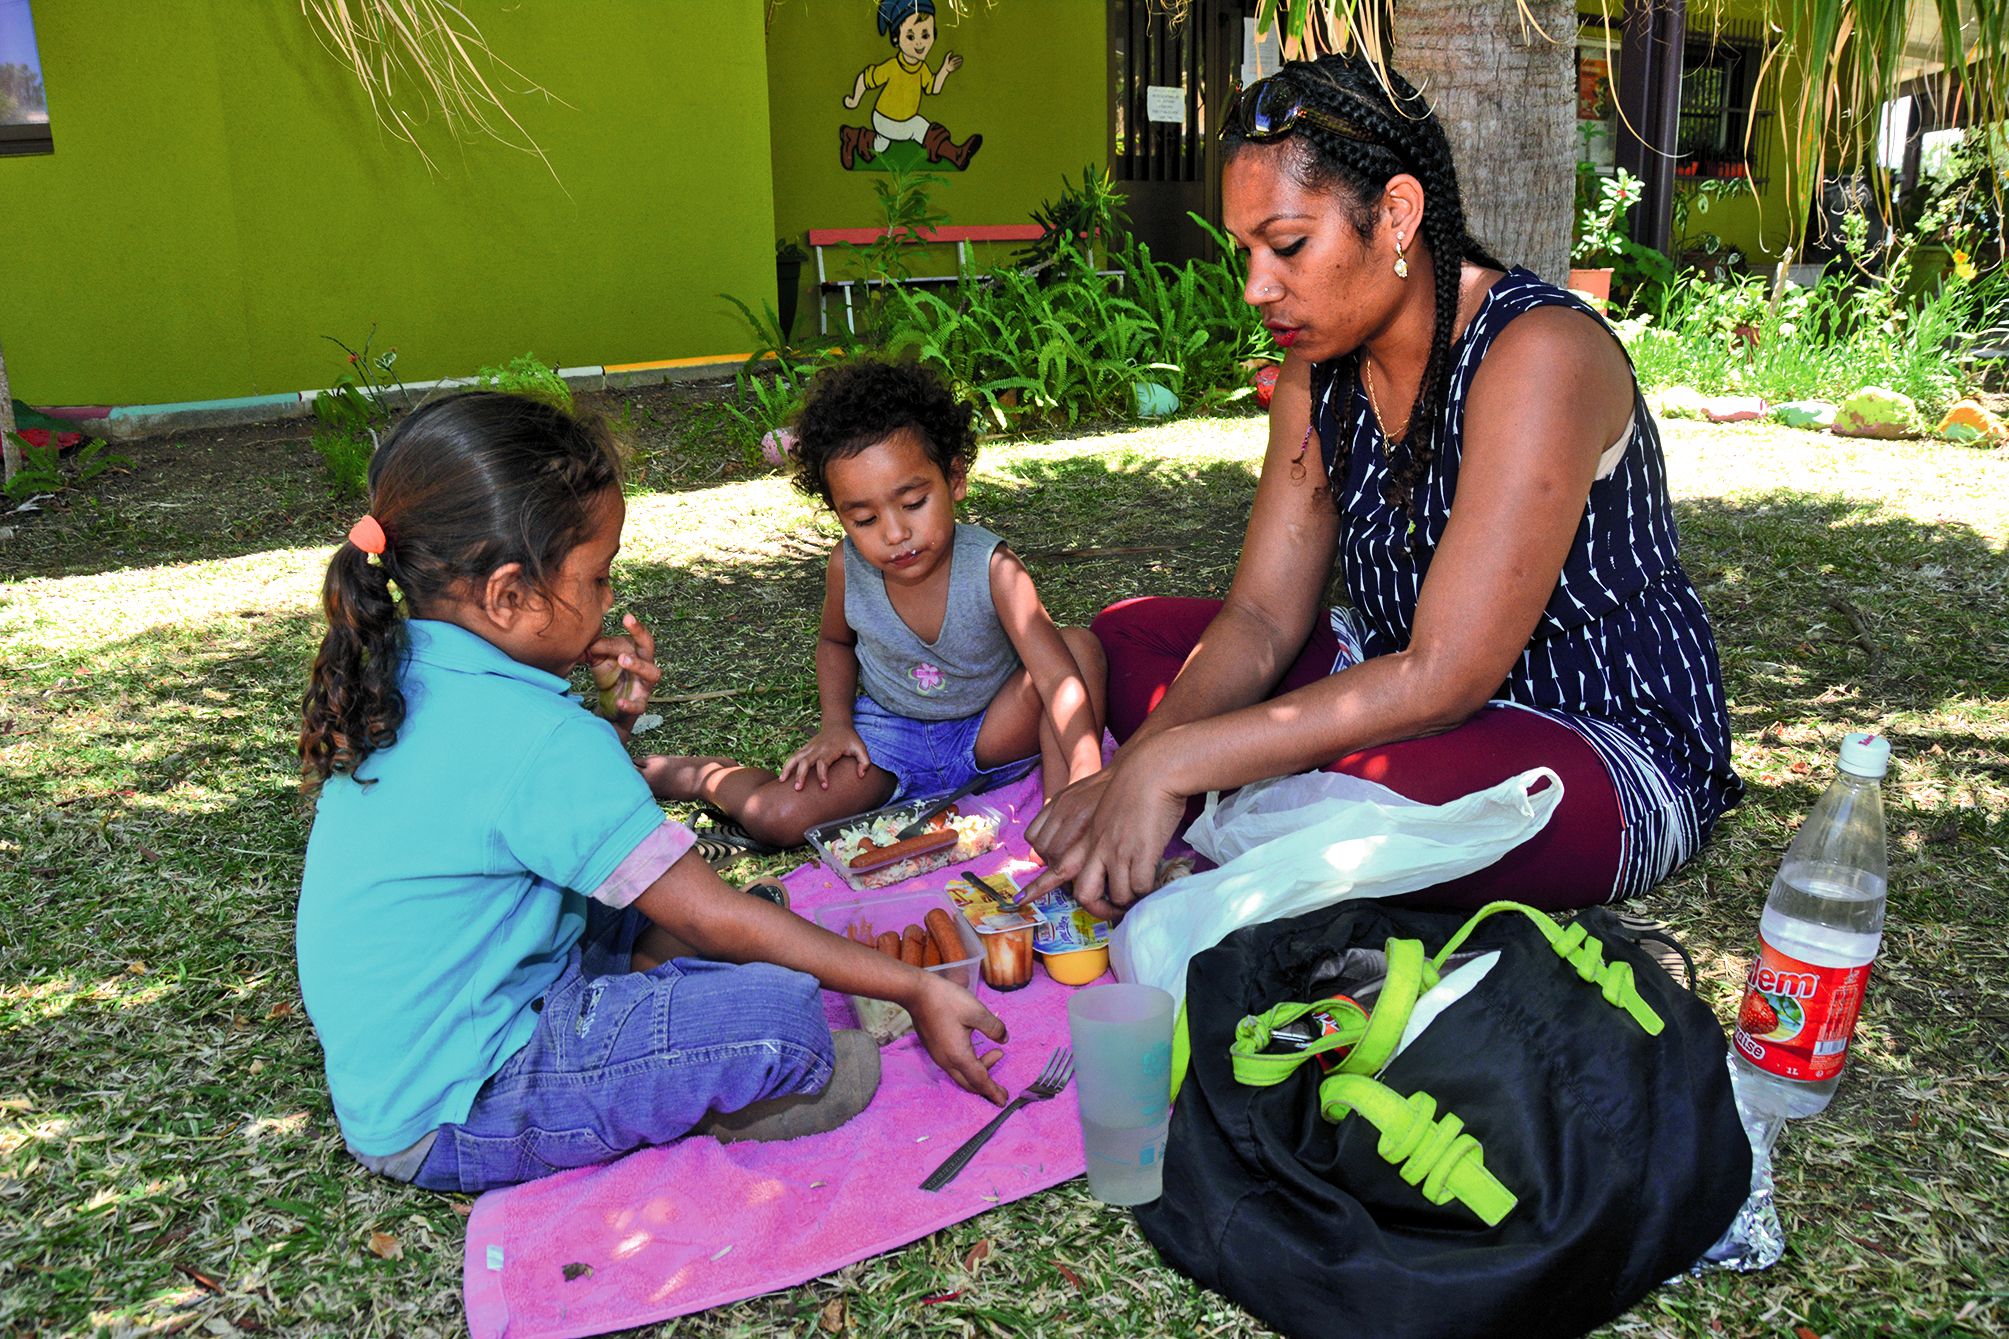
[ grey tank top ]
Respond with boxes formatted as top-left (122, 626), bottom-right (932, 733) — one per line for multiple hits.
top-left (844, 522), bottom-right (1021, 720)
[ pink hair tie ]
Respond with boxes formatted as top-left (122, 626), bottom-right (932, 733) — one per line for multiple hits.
top-left (348, 514), bottom-right (387, 555)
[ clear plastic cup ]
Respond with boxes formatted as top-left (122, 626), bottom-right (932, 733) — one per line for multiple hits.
top-left (1066, 983), bottom-right (1174, 1206)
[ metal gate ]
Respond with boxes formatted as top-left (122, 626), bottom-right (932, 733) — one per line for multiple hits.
top-left (1108, 1), bottom-right (1247, 266)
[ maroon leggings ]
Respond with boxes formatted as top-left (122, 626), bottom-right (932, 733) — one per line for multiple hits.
top-left (1093, 597), bottom-right (1624, 911)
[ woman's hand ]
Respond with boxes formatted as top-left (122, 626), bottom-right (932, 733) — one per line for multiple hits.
top-left (1024, 767), bottom-right (1115, 870)
top-left (1023, 744), bottom-right (1188, 921)
top-left (905, 972), bottom-right (1009, 1105)
top-left (584, 613), bottom-right (662, 741)
top-left (779, 725), bottom-right (873, 789)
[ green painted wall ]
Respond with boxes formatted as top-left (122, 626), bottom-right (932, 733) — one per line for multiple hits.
top-left (765, 0), bottom-right (1107, 336)
top-left (2, 2), bottom-right (775, 406)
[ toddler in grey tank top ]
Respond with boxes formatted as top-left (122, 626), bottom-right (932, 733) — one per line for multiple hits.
top-left (640, 359), bottom-right (1107, 847)
top-left (843, 523), bottom-right (1017, 721)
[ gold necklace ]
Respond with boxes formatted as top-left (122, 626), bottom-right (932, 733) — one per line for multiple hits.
top-left (1361, 356), bottom-right (1404, 446)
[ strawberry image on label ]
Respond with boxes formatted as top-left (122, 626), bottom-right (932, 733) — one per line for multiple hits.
top-left (1737, 990), bottom-right (1778, 1037)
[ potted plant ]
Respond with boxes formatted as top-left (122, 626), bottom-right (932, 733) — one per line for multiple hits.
top-left (1570, 166), bottom-right (1644, 305)
top-left (775, 237), bottom-right (809, 342)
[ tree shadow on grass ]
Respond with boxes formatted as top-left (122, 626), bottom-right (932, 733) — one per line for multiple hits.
top-left (1663, 487), bottom-right (2007, 937)
top-left (0, 381), bottom-right (791, 583)
top-left (1674, 486), bottom-right (2007, 733)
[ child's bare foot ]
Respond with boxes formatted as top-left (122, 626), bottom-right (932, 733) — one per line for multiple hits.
top-left (639, 754), bottom-right (735, 801)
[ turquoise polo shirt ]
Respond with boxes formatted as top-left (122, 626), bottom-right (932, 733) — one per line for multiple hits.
top-left (297, 619), bottom-right (667, 1156)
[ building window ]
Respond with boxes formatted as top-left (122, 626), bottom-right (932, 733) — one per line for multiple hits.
top-left (1676, 20), bottom-right (1769, 184)
top-left (0, 0), bottom-right (53, 158)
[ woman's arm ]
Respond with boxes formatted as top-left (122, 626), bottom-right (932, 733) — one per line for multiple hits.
top-left (1024, 352), bottom-right (1338, 867)
top-left (1131, 351), bottom-right (1343, 741)
top-left (989, 546), bottom-right (1101, 785)
top-left (633, 853), bottom-right (1009, 1105)
top-left (1033, 310), bottom-right (1632, 912)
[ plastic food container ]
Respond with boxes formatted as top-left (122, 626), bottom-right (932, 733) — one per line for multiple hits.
top-left (811, 889), bottom-right (982, 1042)
top-left (805, 794), bottom-right (1005, 892)
top-left (1029, 890), bottom-right (1112, 987)
top-left (976, 911), bottom-right (1038, 992)
top-left (1038, 942), bottom-right (1111, 986)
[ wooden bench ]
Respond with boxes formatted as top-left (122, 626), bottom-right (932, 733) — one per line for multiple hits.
top-left (807, 224), bottom-right (1046, 335)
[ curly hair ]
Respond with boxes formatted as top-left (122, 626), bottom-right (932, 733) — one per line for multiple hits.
top-left (299, 391), bottom-right (623, 792)
top-left (1223, 53), bottom-right (1506, 547)
top-left (789, 357), bottom-right (978, 506)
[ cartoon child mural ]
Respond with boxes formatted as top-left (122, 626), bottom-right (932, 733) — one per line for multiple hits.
top-left (840, 0), bottom-right (981, 171)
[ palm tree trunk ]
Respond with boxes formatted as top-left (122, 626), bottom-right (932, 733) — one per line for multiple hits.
top-left (0, 338), bottom-right (17, 488)
top-left (1394, 0), bottom-right (1577, 283)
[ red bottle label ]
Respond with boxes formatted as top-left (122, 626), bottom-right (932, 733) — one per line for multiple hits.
top-left (1732, 933), bottom-right (1872, 1082)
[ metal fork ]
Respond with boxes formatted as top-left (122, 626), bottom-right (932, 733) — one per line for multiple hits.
top-left (920, 1048), bottom-right (1075, 1192)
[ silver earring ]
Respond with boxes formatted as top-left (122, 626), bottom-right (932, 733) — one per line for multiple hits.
top-left (1393, 234), bottom-right (1409, 280)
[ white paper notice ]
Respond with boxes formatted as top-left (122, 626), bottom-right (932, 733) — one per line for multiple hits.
top-left (1145, 84), bottom-right (1187, 125)
top-left (1241, 17), bottom-right (1283, 87)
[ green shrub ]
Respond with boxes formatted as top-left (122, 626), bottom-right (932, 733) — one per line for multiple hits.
top-left (1015, 165), bottom-right (1129, 278)
top-left (310, 381), bottom-right (380, 497)
top-left (717, 174), bottom-right (1278, 443)
top-left (312, 423), bottom-right (374, 497)
top-left (472, 353), bottom-right (574, 412)
top-left (878, 217), bottom-right (1274, 432)
top-left (311, 329), bottom-right (406, 496)
top-left (1621, 256), bottom-right (2000, 419)
top-left (3, 435), bottom-right (129, 502)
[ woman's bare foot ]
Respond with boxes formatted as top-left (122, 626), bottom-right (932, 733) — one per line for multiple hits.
top-left (639, 754), bottom-right (735, 801)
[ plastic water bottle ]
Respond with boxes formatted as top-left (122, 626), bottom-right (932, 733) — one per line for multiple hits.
top-left (1732, 732), bottom-right (1890, 1120)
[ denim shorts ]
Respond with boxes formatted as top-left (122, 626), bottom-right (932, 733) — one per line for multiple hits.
top-left (852, 691), bottom-right (1036, 803)
top-left (410, 900), bottom-right (834, 1193)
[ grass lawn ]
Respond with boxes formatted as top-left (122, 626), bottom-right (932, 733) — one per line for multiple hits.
top-left (1, 393), bottom-right (2005, 1338)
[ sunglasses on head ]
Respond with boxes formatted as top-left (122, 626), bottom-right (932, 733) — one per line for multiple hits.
top-left (1225, 74), bottom-right (1376, 146)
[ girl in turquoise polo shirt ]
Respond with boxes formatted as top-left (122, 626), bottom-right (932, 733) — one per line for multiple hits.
top-left (297, 392), bottom-right (1007, 1193)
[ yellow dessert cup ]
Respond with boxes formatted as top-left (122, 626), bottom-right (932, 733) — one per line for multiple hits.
top-left (1038, 942), bottom-right (1110, 986)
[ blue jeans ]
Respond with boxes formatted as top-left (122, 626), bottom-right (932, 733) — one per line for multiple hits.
top-left (413, 902), bottom-right (834, 1192)
top-left (852, 690), bottom-right (1035, 803)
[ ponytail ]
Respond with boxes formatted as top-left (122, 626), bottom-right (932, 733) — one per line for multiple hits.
top-left (300, 540), bottom-right (408, 791)
top-left (297, 390), bottom-right (624, 792)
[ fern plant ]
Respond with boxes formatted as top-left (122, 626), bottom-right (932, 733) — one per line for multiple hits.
top-left (714, 292), bottom-right (853, 456)
top-left (472, 353), bottom-right (573, 411)
top-left (3, 436), bottom-right (131, 502)
top-left (881, 226), bottom-right (1262, 431)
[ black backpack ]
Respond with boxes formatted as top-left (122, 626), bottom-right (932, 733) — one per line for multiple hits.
top-left (1135, 900), bottom-right (1751, 1339)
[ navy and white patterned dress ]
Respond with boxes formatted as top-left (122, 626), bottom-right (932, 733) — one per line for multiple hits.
top-left (1309, 267), bottom-right (1743, 900)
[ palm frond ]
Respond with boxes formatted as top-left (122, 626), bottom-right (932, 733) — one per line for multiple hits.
top-left (300, 0), bottom-right (567, 184)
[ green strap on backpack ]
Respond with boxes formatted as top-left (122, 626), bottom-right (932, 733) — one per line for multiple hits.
top-left (1213, 900), bottom-right (1667, 1228)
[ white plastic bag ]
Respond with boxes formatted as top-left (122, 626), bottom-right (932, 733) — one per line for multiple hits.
top-left (1110, 768), bottom-right (1563, 1005)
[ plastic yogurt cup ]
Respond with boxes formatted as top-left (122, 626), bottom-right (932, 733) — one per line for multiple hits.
top-left (975, 911), bottom-right (1038, 991)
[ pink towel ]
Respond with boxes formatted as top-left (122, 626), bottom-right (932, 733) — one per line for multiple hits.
top-left (463, 768), bottom-right (1102, 1339)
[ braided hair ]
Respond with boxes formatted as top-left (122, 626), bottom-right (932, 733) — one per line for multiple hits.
top-left (1223, 53), bottom-right (1505, 541)
top-left (299, 391), bottom-right (623, 791)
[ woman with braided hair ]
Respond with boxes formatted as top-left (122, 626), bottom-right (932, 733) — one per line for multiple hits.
top-left (1025, 52), bottom-right (1740, 921)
